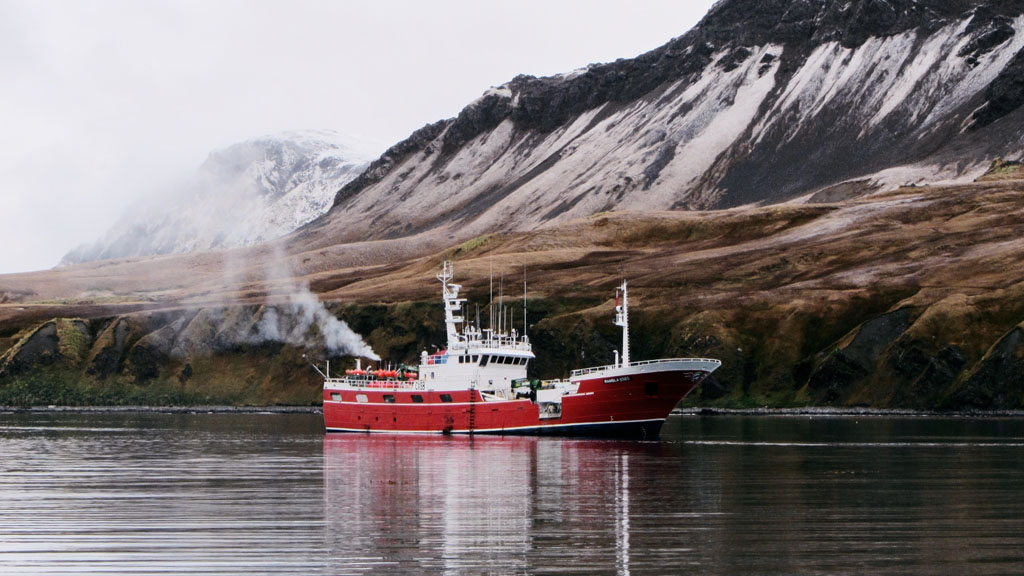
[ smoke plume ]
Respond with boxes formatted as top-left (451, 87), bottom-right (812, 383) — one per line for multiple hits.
top-left (253, 286), bottom-right (380, 360)
top-left (220, 235), bottom-right (380, 361)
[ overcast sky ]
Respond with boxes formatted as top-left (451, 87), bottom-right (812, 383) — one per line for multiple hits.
top-left (0, 0), bottom-right (716, 274)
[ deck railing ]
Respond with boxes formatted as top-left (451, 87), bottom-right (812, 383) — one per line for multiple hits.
top-left (448, 337), bottom-right (533, 352)
top-left (324, 377), bottom-right (421, 390)
top-left (570, 357), bottom-right (721, 378)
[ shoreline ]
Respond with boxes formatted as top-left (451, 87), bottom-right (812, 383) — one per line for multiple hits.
top-left (2, 405), bottom-right (1023, 418)
top-left (674, 407), bottom-right (1024, 418)
top-left (0, 405), bottom-right (323, 415)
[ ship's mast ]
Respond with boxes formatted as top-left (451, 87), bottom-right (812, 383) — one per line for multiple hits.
top-left (614, 280), bottom-right (629, 367)
top-left (523, 265), bottom-right (527, 338)
top-left (438, 261), bottom-right (465, 347)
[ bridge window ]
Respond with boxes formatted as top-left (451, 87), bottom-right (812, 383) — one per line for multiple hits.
top-left (479, 356), bottom-right (489, 367)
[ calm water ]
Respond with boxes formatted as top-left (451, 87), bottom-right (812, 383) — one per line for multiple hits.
top-left (1, 413), bottom-right (1023, 575)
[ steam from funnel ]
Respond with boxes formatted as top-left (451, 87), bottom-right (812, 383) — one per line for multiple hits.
top-left (226, 242), bottom-right (380, 360)
top-left (284, 288), bottom-right (380, 360)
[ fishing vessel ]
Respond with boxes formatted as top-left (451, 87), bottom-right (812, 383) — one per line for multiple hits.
top-left (322, 262), bottom-right (720, 437)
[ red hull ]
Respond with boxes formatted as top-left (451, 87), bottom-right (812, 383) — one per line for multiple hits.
top-left (323, 369), bottom-right (704, 437)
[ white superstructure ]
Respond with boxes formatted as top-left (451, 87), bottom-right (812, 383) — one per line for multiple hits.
top-left (325, 261), bottom-right (536, 397)
top-left (322, 261), bottom-right (722, 436)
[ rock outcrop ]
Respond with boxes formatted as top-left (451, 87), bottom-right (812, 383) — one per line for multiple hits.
top-left (320, 0), bottom-right (1024, 246)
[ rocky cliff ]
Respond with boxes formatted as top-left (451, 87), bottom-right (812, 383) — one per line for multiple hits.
top-left (320, 0), bottom-right (1024, 245)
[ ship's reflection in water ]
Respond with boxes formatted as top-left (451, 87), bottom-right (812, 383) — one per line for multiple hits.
top-left (323, 416), bottom-right (1024, 575)
top-left (3, 413), bottom-right (1023, 573)
top-left (322, 435), bottom-right (683, 574)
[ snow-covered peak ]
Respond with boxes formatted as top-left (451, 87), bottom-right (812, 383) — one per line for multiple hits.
top-left (229, 129), bottom-right (384, 163)
top-left (61, 130), bottom-right (383, 266)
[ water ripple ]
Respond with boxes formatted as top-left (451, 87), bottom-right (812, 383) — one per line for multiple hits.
top-left (1, 412), bottom-right (1023, 574)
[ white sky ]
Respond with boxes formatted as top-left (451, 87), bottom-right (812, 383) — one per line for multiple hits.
top-left (0, 0), bottom-right (716, 274)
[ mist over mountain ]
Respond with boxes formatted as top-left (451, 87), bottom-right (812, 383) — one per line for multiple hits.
top-left (318, 0), bottom-right (1024, 244)
top-left (61, 130), bottom-right (379, 266)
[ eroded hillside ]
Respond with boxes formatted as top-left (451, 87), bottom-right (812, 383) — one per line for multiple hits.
top-left (317, 0), bottom-right (1024, 249)
top-left (3, 176), bottom-right (1024, 409)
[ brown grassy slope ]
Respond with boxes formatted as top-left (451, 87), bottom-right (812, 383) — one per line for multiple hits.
top-left (2, 180), bottom-right (1024, 407)
top-left (316, 181), bottom-right (1024, 408)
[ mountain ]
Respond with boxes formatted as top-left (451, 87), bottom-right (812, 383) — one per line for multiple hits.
top-left (61, 130), bottom-right (380, 265)
top-left (5, 171), bottom-right (1024, 410)
top-left (319, 0), bottom-right (1024, 244)
top-left (6, 0), bottom-right (1024, 411)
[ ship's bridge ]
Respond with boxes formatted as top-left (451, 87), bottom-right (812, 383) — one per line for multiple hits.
top-left (449, 325), bottom-right (534, 355)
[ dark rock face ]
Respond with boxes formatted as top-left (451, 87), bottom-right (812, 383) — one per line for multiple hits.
top-left (0, 322), bottom-right (60, 376)
top-left (126, 341), bottom-right (168, 383)
top-left (888, 340), bottom-right (968, 408)
top-left (807, 309), bottom-right (910, 403)
top-left (971, 47), bottom-right (1024, 128)
top-left (90, 319), bottom-right (131, 379)
top-left (442, 94), bottom-right (513, 155)
top-left (959, 5), bottom-right (1017, 65)
top-left (807, 351), bottom-right (872, 403)
top-left (333, 121), bottom-right (449, 209)
top-left (0, 319), bottom-right (94, 379)
top-left (700, 0), bottom-right (956, 50)
top-left (954, 326), bottom-right (1024, 408)
top-left (126, 320), bottom-right (182, 383)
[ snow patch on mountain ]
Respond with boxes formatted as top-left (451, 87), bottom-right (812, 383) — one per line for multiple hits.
top-left (318, 1), bottom-right (1024, 246)
top-left (61, 130), bottom-right (382, 265)
top-left (763, 15), bottom-right (1024, 142)
top-left (651, 45), bottom-right (781, 206)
